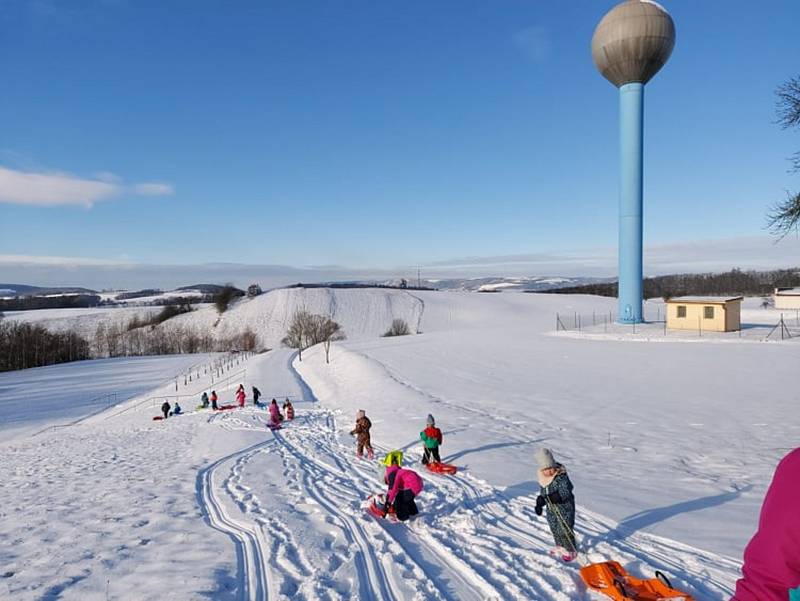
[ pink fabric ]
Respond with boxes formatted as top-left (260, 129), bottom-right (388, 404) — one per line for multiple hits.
top-left (236, 389), bottom-right (246, 407)
top-left (734, 447), bottom-right (800, 601)
top-left (269, 403), bottom-right (280, 421)
top-left (388, 467), bottom-right (424, 503)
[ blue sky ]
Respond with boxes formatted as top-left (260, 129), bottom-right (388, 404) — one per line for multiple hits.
top-left (0, 0), bottom-right (799, 288)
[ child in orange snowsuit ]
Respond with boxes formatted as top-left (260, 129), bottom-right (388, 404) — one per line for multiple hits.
top-left (349, 409), bottom-right (373, 459)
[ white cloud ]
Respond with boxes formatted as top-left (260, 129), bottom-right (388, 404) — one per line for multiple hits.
top-left (133, 182), bottom-right (174, 196)
top-left (0, 166), bottom-right (174, 207)
top-left (0, 166), bottom-right (119, 207)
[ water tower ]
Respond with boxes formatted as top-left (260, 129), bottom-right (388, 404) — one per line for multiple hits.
top-left (592, 0), bottom-right (675, 323)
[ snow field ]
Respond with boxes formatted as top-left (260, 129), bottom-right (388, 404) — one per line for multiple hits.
top-left (0, 354), bottom-right (219, 440)
top-left (2, 288), bottom-right (795, 599)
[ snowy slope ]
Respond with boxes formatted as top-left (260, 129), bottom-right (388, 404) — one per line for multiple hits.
top-left (2, 289), bottom-right (794, 600)
top-left (3, 306), bottom-right (166, 339)
top-left (0, 354), bottom-right (218, 440)
top-left (164, 287), bottom-right (424, 349)
top-left (297, 291), bottom-right (798, 560)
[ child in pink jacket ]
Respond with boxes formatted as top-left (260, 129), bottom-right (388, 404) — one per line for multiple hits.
top-left (235, 385), bottom-right (246, 408)
top-left (382, 454), bottom-right (423, 522)
top-left (734, 447), bottom-right (800, 601)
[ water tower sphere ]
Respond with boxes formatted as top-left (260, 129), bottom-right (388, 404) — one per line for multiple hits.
top-left (592, 0), bottom-right (676, 88)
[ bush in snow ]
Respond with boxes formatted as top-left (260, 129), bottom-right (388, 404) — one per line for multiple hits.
top-left (214, 285), bottom-right (243, 314)
top-left (383, 318), bottom-right (411, 337)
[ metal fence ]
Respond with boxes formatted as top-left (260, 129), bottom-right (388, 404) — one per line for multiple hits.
top-left (31, 351), bottom-right (255, 435)
top-left (556, 306), bottom-right (799, 342)
top-left (556, 303), bottom-right (667, 334)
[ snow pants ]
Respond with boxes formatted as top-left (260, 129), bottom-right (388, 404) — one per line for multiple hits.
top-left (546, 500), bottom-right (576, 551)
top-left (356, 434), bottom-right (372, 456)
top-left (162, 408), bottom-right (169, 419)
top-left (393, 489), bottom-right (419, 522)
top-left (422, 447), bottom-right (441, 464)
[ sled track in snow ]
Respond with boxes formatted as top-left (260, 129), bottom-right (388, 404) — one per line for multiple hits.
top-left (274, 410), bottom-right (508, 601)
top-left (200, 405), bottom-right (736, 600)
top-left (196, 438), bottom-right (276, 601)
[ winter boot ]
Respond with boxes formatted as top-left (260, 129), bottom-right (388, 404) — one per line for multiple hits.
top-left (367, 448), bottom-right (374, 460)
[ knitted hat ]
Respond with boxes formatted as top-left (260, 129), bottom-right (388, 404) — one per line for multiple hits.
top-left (356, 409), bottom-right (365, 419)
top-left (426, 414), bottom-right (435, 426)
top-left (534, 448), bottom-right (557, 470)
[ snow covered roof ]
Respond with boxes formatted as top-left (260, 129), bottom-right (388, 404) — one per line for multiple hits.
top-left (774, 287), bottom-right (800, 296)
top-left (667, 296), bottom-right (743, 304)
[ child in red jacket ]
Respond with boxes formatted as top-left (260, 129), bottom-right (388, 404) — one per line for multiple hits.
top-left (420, 414), bottom-right (442, 465)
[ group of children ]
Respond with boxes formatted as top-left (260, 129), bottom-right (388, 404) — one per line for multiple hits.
top-left (349, 408), bottom-right (577, 560)
top-left (197, 385), bottom-right (296, 429)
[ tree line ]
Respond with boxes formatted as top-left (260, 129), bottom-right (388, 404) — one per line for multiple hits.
top-left (540, 268), bottom-right (800, 300)
top-left (0, 294), bottom-right (101, 312)
top-left (0, 320), bottom-right (91, 372)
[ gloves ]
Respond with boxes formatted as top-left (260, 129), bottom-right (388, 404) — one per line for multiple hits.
top-left (535, 495), bottom-right (546, 516)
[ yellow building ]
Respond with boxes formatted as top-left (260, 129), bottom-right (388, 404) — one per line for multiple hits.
top-left (666, 296), bottom-right (742, 332)
top-left (773, 287), bottom-right (800, 310)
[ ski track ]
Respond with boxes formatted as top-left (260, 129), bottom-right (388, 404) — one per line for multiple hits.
top-left (205, 403), bottom-right (736, 600)
top-left (196, 437), bottom-right (276, 601)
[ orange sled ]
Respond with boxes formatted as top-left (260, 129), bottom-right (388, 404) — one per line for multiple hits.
top-left (580, 561), bottom-right (695, 601)
top-left (425, 462), bottom-right (458, 475)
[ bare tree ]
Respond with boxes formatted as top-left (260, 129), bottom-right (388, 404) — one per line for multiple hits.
top-left (317, 315), bottom-right (345, 364)
top-left (768, 76), bottom-right (800, 239)
top-left (282, 309), bottom-right (314, 361)
top-left (282, 310), bottom-right (344, 363)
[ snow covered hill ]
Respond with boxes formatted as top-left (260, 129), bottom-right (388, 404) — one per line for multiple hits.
top-left (163, 287), bottom-right (425, 349)
top-left (2, 289), bottom-right (796, 599)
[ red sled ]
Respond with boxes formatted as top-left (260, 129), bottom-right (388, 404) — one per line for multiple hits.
top-left (425, 462), bottom-right (458, 475)
top-left (580, 561), bottom-right (695, 601)
top-left (365, 495), bottom-right (396, 521)
top-left (216, 404), bottom-right (237, 411)
top-left (152, 416), bottom-right (164, 421)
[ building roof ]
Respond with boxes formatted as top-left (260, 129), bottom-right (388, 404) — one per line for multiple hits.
top-left (667, 296), bottom-right (743, 304)
top-left (774, 287), bottom-right (800, 296)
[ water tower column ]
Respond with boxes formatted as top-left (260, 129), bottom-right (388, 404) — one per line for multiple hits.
top-left (591, 0), bottom-right (675, 324)
top-left (619, 82), bottom-right (644, 323)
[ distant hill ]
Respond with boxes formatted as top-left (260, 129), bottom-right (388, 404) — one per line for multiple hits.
top-left (418, 276), bottom-right (612, 292)
top-left (176, 284), bottom-right (244, 295)
top-left (0, 284), bottom-right (98, 297)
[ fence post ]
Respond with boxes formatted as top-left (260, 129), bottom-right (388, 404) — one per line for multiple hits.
top-left (578, 315), bottom-right (581, 332)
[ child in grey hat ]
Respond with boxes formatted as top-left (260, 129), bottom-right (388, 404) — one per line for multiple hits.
top-left (534, 448), bottom-right (577, 562)
top-left (420, 414), bottom-right (443, 465)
